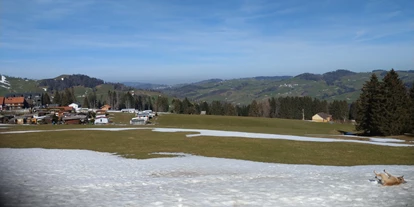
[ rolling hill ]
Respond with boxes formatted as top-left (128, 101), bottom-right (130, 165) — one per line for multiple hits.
top-left (0, 74), bottom-right (162, 103)
top-left (160, 69), bottom-right (414, 104)
top-left (2, 69), bottom-right (413, 105)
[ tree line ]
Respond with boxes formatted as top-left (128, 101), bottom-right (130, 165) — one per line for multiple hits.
top-left (41, 89), bottom-right (169, 112)
top-left (356, 69), bottom-right (414, 136)
top-left (170, 96), bottom-right (351, 121)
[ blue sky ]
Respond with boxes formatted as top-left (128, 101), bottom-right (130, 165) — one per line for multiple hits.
top-left (1, 0), bottom-right (413, 84)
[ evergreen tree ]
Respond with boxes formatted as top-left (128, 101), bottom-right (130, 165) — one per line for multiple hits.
top-left (223, 102), bottom-right (237, 116)
top-left (236, 105), bottom-right (249, 116)
top-left (156, 96), bottom-right (169, 112)
top-left (53, 91), bottom-right (61, 105)
top-left (61, 88), bottom-right (74, 106)
top-left (348, 102), bottom-right (357, 120)
top-left (248, 100), bottom-right (260, 117)
top-left (83, 96), bottom-right (90, 108)
top-left (329, 100), bottom-right (348, 122)
top-left (380, 69), bottom-right (410, 135)
top-left (200, 101), bottom-right (209, 114)
top-left (268, 98), bottom-right (277, 118)
top-left (182, 97), bottom-right (193, 114)
top-left (172, 99), bottom-right (182, 113)
top-left (356, 74), bottom-right (384, 135)
top-left (210, 101), bottom-right (223, 115)
top-left (409, 83), bottom-right (414, 132)
top-left (42, 93), bottom-right (51, 105)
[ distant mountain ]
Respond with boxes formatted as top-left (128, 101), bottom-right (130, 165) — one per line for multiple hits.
top-left (122, 82), bottom-right (169, 90)
top-left (160, 69), bottom-right (414, 104)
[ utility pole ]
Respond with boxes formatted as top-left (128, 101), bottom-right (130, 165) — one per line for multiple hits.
top-left (302, 108), bottom-right (305, 120)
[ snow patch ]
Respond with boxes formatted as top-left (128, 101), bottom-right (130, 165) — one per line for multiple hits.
top-left (153, 128), bottom-right (414, 147)
top-left (369, 138), bottom-right (405, 143)
top-left (0, 148), bottom-right (412, 207)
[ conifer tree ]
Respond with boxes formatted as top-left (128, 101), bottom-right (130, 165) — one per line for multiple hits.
top-left (329, 100), bottom-right (348, 122)
top-left (356, 74), bottom-right (383, 135)
top-left (210, 101), bottom-right (223, 115)
top-left (409, 83), bottom-right (414, 132)
top-left (172, 99), bottom-right (182, 114)
top-left (223, 102), bottom-right (237, 116)
top-left (200, 101), bottom-right (209, 114)
top-left (42, 93), bottom-right (51, 105)
top-left (83, 96), bottom-right (90, 108)
top-left (380, 69), bottom-right (410, 135)
top-left (53, 91), bottom-right (61, 105)
top-left (248, 100), bottom-right (260, 117)
top-left (348, 102), bottom-right (357, 120)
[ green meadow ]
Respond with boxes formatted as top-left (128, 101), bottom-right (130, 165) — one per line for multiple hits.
top-left (0, 114), bottom-right (413, 166)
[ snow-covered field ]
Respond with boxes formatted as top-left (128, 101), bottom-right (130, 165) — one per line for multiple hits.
top-left (0, 148), bottom-right (413, 207)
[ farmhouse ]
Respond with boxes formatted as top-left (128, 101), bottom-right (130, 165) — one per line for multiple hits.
top-left (4, 97), bottom-right (28, 110)
top-left (312, 112), bottom-right (332, 122)
top-left (5, 93), bottom-right (41, 107)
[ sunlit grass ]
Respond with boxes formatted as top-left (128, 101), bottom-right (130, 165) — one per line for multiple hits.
top-left (0, 113), bottom-right (413, 166)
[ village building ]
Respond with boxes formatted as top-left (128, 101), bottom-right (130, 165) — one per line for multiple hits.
top-left (312, 112), bottom-right (332, 122)
top-left (94, 109), bottom-right (109, 125)
top-left (5, 93), bottom-right (41, 107)
top-left (4, 97), bottom-right (28, 110)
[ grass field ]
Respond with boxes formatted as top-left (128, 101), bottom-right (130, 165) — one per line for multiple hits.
top-left (1, 114), bottom-right (413, 166)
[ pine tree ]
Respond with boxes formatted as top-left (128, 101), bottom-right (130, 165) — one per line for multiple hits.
top-left (380, 69), bottom-right (410, 135)
top-left (172, 99), bottom-right (182, 114)
top-left (42, 93), bottom-right (51, 105)
top-left (210, 100), bottom-right (223, 115)
top-left (329, 100), bottom-right (348, 122)
top-left (223, 102), bottom-right (237, 116)
top-left (53, 91), bottom-right (61, 105)
top-left (248, 100), bottom-right (260, 117)
top-left (356, 74), bottom-right (384, 135)
top-left (409, 83), bottom-right (414, 132)
top-left (200, 101), bottom-right (209, 114)
top-left (268, 98), bottom-right (277, 118)
top-left (348, 102), bottom-right (357, 120)
top-left (83, 96), bottom-right (90, 108)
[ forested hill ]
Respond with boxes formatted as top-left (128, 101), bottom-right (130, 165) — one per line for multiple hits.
top-left (0, 74), bottom-right (161, 103)
top-left (160, 69), bottom-right (414, 104)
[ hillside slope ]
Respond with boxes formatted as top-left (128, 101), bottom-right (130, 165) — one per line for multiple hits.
top-left (0, 74), bottom-right (162, 103)
top-left (161, 70), bottom-right (414, 104)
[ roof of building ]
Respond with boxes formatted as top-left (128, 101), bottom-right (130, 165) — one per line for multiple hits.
top-left (4, 97), bottom-right (25, 104)
top-left (316, 112), bottom-right (332, 119)
top-left (0, 97), bottom-right (4, 105)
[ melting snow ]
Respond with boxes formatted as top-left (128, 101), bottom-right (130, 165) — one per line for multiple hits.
top-left (152, 128), bottom-right (414, 147)
top-left (0, 148), bottom-right (412, 207)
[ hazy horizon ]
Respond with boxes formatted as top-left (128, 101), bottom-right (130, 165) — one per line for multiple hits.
top-left (1, 67), bottom-right (409, 86)
top-left (1, 0), bottom-right (413, 84)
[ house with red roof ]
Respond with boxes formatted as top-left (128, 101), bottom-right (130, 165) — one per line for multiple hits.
top-left (4, 97), bottom-right (28, 110)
